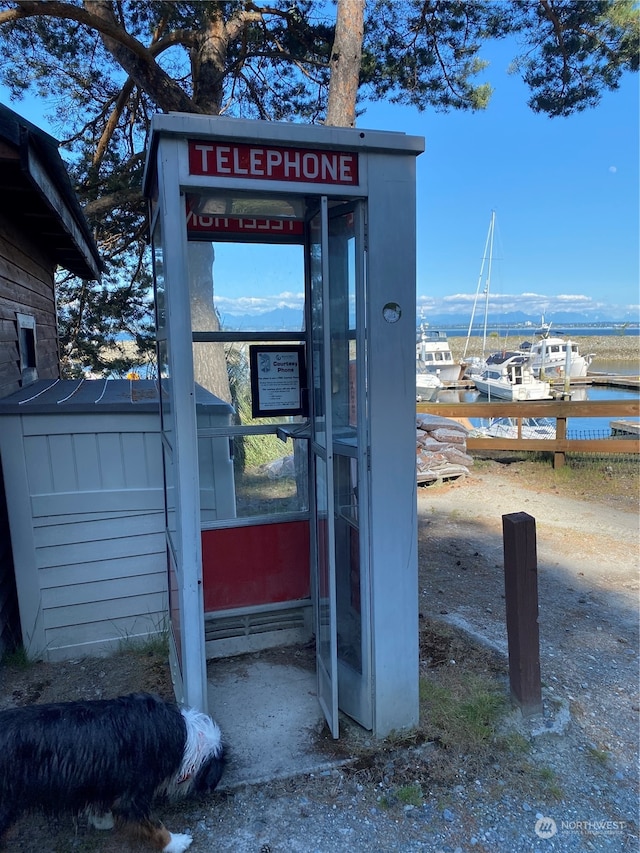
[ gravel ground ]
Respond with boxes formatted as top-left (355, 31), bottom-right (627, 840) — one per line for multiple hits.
top-left (0, 459), bottom-right (638, 853)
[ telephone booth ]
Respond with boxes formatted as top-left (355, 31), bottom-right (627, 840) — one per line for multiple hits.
top-left (143, 115), bottom-right (424, 738)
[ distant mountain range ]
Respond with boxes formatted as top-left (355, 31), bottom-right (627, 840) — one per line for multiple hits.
top-left (218, 307), bottom-right (304, 330)
top-left (218, 306), bottom-right (637, 331)
top-left (418, 310), bottom-right (638, 328)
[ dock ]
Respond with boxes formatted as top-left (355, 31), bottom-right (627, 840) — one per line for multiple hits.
top-left (588, 374), bottom-right (640, 391)
top-left (610, 419), bottom-right (640, 438)
top-left (444, 374), bottom-right (640, 393)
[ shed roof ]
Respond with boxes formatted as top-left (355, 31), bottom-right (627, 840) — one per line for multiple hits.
top-left (0, 378), bottom-right (234, 416)
top-left (0, 103), bottom-right (102, 281)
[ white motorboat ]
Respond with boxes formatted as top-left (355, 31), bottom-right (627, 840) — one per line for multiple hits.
top-left (478, 416), bottom-right (556, 439)
top-left (416, 368), bottom-right (443, 402)
top-left (519, 331), bottom-right (594, 379)
top-left (416, 327), bottom-right (463, 385)
top-left (472, 353), bottom-right (552, 401)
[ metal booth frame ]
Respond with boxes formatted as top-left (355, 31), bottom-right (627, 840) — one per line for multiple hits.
top-left (143, 114), bottom-right (424, 738)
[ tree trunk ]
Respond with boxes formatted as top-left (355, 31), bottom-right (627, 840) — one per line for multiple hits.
top-left (180, 15), bottom-right (232, 402)
top-left (192, 11), bottom-right (227, 114)
top-left (188, 243), bottom-right (232, 404)
top-left (325, 0), bottom-right (365, 127)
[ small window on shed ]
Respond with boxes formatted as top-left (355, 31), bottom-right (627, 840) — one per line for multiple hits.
top-left (16, 313), bottom-right (37, 386)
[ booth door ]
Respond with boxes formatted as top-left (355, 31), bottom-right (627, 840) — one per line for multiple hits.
top-left (309, 198), bottom-right (372, 737)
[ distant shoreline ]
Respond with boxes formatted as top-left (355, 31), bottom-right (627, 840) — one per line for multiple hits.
top-left (448, 335), bottom-right (640, 363)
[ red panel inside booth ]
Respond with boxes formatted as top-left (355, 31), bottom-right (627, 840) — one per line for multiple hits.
top-left (202, 521), bottom-right (310, 612)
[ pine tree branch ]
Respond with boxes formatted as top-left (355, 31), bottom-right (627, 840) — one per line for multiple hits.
top-left (2, 1), bottom-right (202, 113)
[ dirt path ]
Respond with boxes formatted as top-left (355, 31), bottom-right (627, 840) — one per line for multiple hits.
top-left (418, 461), bottom-right (639, 774)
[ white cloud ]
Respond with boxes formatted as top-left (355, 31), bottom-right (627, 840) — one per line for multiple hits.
top-left (416, 289), bottom-right (633, 318)
top-left (554, 294), bottom-right (592, 303)
top-left (216, 290), bottom-right (305, 315)
top-left (216, 288), bottom-right (635, 322)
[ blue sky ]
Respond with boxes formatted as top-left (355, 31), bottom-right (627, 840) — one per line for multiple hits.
top-left (2, 36), bottom-right (638, 323)
top-left (365, 39), bottom-right (639, 323)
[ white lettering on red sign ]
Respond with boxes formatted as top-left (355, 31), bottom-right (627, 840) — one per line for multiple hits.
top-left (188, 141), bottom-right (358, 185)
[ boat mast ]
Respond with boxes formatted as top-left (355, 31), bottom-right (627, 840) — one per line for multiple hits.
top-left (482, 211), bottom-right (496, 360)
top-left (462, 210), bottom-right (496, 360)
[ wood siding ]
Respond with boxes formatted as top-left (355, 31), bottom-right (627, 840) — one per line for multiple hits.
top-left (0, 211), bottom-right (60, 655)
top-left (0, 412), bottom-right (167, 660)
top-left (0, 209), bottom-right (59, 400)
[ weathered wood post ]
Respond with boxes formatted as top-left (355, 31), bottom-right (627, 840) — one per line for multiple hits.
top-left (554, 416), bottom-right (567, 469)
top-left (502, 512), bottom-right (543, 716)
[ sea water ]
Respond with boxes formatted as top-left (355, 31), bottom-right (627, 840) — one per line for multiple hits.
top-left (444, 359), bottom-right (639, 438)
top-left (573, 383), bottom-right (639, 437)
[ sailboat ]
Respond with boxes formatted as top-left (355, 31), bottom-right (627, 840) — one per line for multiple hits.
top-left (461, 217), bottom-right (595, 383)
top-left (461, 211), bottom-right (497, 379)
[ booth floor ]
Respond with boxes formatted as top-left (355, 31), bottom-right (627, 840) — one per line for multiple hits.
top-left (207, 653), bottom-right (347, 789)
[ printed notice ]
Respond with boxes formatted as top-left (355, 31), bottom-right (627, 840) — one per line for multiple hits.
top-left (250, 345), bottom-right (307, 418)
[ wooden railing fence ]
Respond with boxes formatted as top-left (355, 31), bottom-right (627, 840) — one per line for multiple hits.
top-left (416, 399), bottom-right (640, 468)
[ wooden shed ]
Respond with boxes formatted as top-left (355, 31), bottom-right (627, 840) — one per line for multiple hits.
top-left (0, 103), bottom-right (102, 397)
top-left (0, 378), bottom-right (234, 661)
top-left (0, 102), bottom-right (102, 654)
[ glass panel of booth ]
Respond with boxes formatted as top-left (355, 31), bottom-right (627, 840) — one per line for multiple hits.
top-left (327, 205), bottom-right (358, 438)
top-left (185, 190), bottom-right (306, 334)
top-left (183, 194), bottom-right (312, 526)
top-left (193, 345), bottom-right (310, 524)
top-left (162, 441), bottom-right (178, 551)
top-left (151, 218), bottom-right (174, 441)
top-left (151, 215), bottom-right (179, 555)
top-left (197, 430), bottom-right (309, 522)
top-left (327, 204), bottom-right (369, 715)
top-left (308, 211), bottom-right (326, 450)
top-left (314, 452), bottom-right (338, 730)
top-left (333, 452), bottom-right (361, 674)
top-left (151, 207), bottom-right (185, 685)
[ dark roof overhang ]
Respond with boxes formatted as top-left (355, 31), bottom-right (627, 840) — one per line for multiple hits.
top-left (0, 103), bottom-right (103, 281)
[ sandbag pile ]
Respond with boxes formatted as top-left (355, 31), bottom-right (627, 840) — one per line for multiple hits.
top-left (416, 413), bottom-right (474, 484)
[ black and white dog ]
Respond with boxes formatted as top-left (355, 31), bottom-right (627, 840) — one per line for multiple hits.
top-left (0, 692), bottom-right (225, 852)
